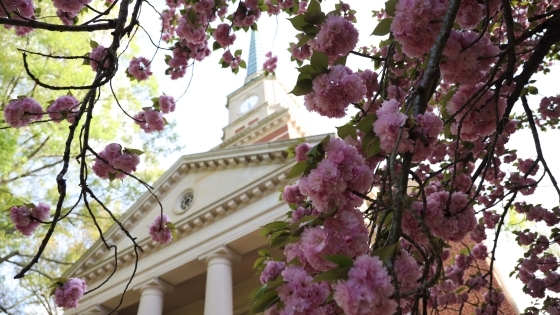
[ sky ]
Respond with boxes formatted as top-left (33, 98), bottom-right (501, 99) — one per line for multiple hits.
top-left (133, 1), bottom-right (560, 312)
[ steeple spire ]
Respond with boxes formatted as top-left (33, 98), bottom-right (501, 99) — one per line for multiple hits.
top-left (245, 30), bottom-right (264, 83)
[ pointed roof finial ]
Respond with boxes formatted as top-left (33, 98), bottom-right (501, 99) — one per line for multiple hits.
top-left (245, 30), bottom-right (265, 83)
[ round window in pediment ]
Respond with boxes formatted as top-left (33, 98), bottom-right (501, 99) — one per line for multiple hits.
top-left (175, 189), bottom-right (194, 214)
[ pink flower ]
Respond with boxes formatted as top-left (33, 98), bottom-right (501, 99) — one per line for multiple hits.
top-left (149, 214), bottom-right (173, 244)
top-left (127, 57), bottom-right (153, 81)
top-left (52, 0), bottom-right (91, 14)
top-left (92, 143), bottom-right (141, 180)
top-left (89, 45), bottom-right (109, 72)
top-left (259, 261), bottom-right (286, 284)
top-left (4, 97), bottom-right (43, 128)
top-left (333, 255), bottom-right (397, 315)
top-left (9, 203), bottom-right (49, 236)
top-left (309, 15), bottom-right (359, 61)
top-left (539, 96), bottom-right (560, 119)
top-left (56, 9), bottom-right (77, 25)
top-left (373, 99), bottom-right (413, 153)
top-left (1, 0), bottom-right (35, 18)
top-left (304, 65), bottom-right (366, 118)
top-left (276, 265), bottom-right (330, 314)
top-left (54, 278), bottom-right (87, 309)
top-left (48, 95), bottom-right (79, 123)
top-left (294, 142), bottom-right (312, 162)
top-left (159, 95), bottom-right (176, 114)
top-left (212, 23), bottom-right (236, 47)
top-left (262, 52), bottom-right (278, 73)
top-left (471, 244), bottom-right (488, 260)
top-left (134, 108), bottom-right (165, 133)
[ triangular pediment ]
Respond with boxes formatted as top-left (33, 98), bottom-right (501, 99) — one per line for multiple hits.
top-left (64, 135), bottom-right (328, 285)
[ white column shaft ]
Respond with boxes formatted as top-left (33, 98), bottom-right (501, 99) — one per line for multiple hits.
top-left (137, 286), bottom-right (165, 315)
top-left (204, 255), bottom-right (234, 315)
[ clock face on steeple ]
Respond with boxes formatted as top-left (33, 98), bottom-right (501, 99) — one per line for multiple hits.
top-left (239, 95), bottom-right (259, 113)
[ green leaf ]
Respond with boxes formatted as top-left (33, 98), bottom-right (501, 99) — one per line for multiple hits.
top-left (371, 243), bottom-right (398, 262)
top-left (89, 40), bottom-right (99, 49)
top-left (258, 249), bottom-right (269, 256)
top-left (324, 254), bottom-right (354, 268)
top-left (249, 290), bottom-right (279, 314)
top-left (165, 221), bottom-right (176, 229)
top-left (310, 51), bottom-right (329, 71)
top-left (297, 34), bottom-right (312, 47)
top-left (288, 15), bottom-right (306, 31)
top-left (356, 113), bottom-right (377, 132)
top-left (187, 8), bottom-right (197, 25)
top-left (336, 124), bottom-right (357, 139)
top-left (365, 137), bottom-right (381, 158)
top-left (262, 221), bottom-right (289, 230)
top-left (234, 49), bottom-right (242, 56)
top-left (302, 24), bottom-right (319, 36)
top-left (253, 256), bottom-right (267, 268)
top-left (213, 41), bottom-right (221, 51)
top-left (312, 266), bottom-right (351, 282)
top-left (123, 148), bottom-right (144, 156)
top-left (239, 60), bottom-right (247, 69)
top-left (298, 64), bottom-right (323, 76)
top-left (384, 0), bottom-right (398, 16)
top-left (108, 172), bottom-right (116, 182)
top-left (287, 161), bottom-right (308, 178)
top-left (52, 277), bottom-right (67, 284)
top-left (304, 0), bottom-right (325, 24)
top-left (527, 86), bottom-right (538, 95)
top-left (333, 55), bottom-right (347, 66)
top-left (372, 18), bottom-right (393, 36)
top-left (289, 78), bottom-right (313, 96)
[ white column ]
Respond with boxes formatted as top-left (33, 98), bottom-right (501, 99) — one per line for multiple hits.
top-left (201, 246), bottom-right (242, 315)
top-left (134, 278), bottom-right (174, 315)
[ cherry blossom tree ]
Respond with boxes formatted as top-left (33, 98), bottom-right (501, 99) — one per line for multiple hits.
top-left (1, 0), bottom-right (560, 314)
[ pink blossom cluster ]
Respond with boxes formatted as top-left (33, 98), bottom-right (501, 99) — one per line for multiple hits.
top-left (159, 95), bottom-right (176, 114)
top-left (513, 202), bottom-right (559, 227)
top-left (539, 96), bottom-right (560, 120)
top-left (92, 143), bottom-right (140, 180)
top-left (233, 1), bottom-right (261, 27)
top-left (259, 261), bottom-right (286, 284)
top-left (222, 49), bottom-right (243, 70)
top-left (53, 278), bottom-right (87, 309)
top-left (285, 207), bottom-right (369, 271)
top-left (290, 42), bottom-right (312, 61)
top-left (298, 137), bottom-right (373, 213)
top-left (52, 0), bottom-right (91, 15)
top-left (161, 8), bottom-right (178, 42)
top-left (440, 31), bottom-right (499, 85)
top-left (47, 95), bottom-right (79, 124)
top-left (89, 45), bottom-right (110, 72)
top-left (308, 15), bottom-right (359, 62)
top-left (275, 265), bottom-right (330, 315)
top-left (304, 65), bottom-right (366, 118)
top-left (262, 52), bottom-right (278, 74)
top-left (1, 0), bottom-right (35, 35)
top-left (3, 97), bottom-right (43, 128)
top-left (56, 9), bottom-right (77, 25)
top-left (412, 111), bottom-right (444, 162)
top-left (404, 190), bottom-right (476, 243)
top-left (149, 214), bottom-right (174, 244)
top-left (127, 57), bottom-right (153, 81)
top-left (446, 84), bottom-right (506, 141)
top-left (9, 203), bottom-right (50, 236)
top-left (294, 142), bottom-right (312, 162)
top-left (333, 255), bottom-right (397, 315)
top-left (373, 99), bottom-right (413, 153)
top-left (167, 40), bottom-right (211, 79)
top-left (391, 0), bottom-right (447, 57)
top-left (212, 23), bottom-right (236, 47)
top-left (134, 108), bottom-right (165, 133)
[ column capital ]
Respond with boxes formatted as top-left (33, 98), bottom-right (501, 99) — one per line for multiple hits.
top-left (82, 304), bottom-right (118, 315)
top-left (132, 277), bottom-right (174, 294)
top-left (198, 245), bottom-right (242, 265)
